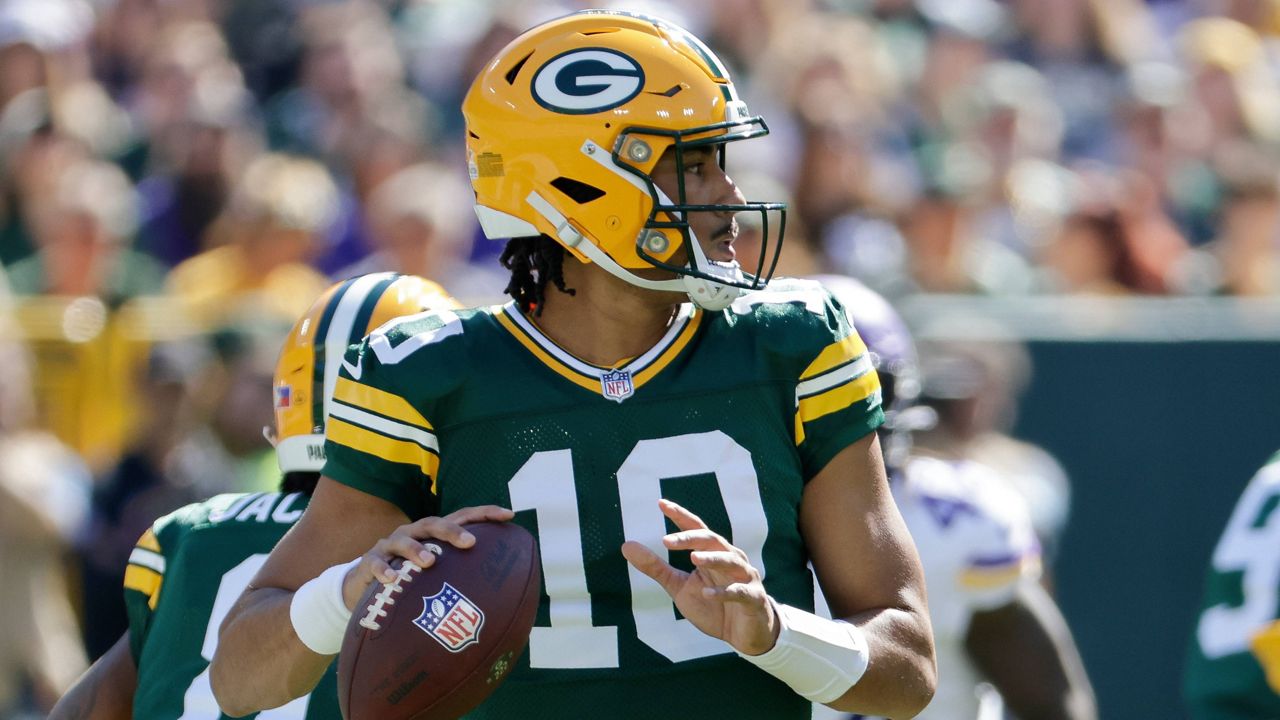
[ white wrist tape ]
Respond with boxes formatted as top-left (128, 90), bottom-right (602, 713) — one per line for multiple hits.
top-left (737, 602), bottom-right (871, 704)
top-left (289, 558), bottom-right (361, 655)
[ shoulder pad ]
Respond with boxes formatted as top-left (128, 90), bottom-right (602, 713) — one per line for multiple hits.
top-left (730, 278), bottom-right (832, 317)
top-left (338, 306), bottom-right (485, 406)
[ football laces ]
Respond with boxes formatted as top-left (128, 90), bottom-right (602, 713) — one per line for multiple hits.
top-left (359, 561), bottom-right (423, 631)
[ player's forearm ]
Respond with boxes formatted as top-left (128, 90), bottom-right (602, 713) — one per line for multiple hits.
top-left (967, 584), bottom-right (1097, 720)
top-left (210, 587), bottom-right (331, 716)
top-left (825, 605), bottom-right (937, 718)
top-left (48, 635), bottom-right (135, 720)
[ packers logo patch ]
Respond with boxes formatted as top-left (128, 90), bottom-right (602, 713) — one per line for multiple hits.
top-left (531, 48), bottom-right (645, 115)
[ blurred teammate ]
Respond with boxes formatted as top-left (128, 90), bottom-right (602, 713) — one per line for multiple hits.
top-left (1185, 450), bottom-right (1280, 718)
top-left (48, 273), bottom-right (456, 719)
top-left (814, 274), bottom-right (1096, 720)
top-left (212, 11), bottom-right (935, 720)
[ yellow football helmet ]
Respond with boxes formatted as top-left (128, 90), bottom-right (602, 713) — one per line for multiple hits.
top-left (463, 9), bottom-right (786, 311)
top-left (269, 272), bottom-right (458, 473)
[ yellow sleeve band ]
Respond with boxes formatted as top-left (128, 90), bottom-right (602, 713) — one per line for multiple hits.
top-left (124, 565), bottom-right (163, 610)
top-left (327, 417), bottom-right (440, 493)
top-left (797, 372), bottom-right (881, 424)
top-left (333, 377), bottom-right (432, 430)
top-left (135, 528), bottom-right (160, 552)
top-left (801, 334), bottom-right (868, 381)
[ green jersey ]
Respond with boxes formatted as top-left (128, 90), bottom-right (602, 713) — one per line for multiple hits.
top-left (323, 280), bottom-right (884, 720)
top-left (1185, 450), bottom-right (1280, 719)
top-left (123, 491), bottom-right (340, 720)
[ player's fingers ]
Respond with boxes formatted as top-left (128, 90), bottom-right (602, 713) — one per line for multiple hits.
top-left (689, 551), bottom-right (754, 582)
top-left (658, 498), bottom-right (709, 532)
top-left (663, 529), bottom-right (734, 552)
top-left (381, 532), bottom-right (446, 568)
top-left (620, 541), bottom-right (687, 598)
top-left (367, 536), bottom-right (439, 582)
top-left (366, 552), bottom-right (390, 582)
top-left (701, 582), bottom-right (767, 607)
top-left (342, 555), bottom-right (399, 608)
top-left (402, 516), bottom-right (479, 548)
top-left (442, 505), bottom-right (515, 525)
top-left (358, 553), bottom-right (399, 586)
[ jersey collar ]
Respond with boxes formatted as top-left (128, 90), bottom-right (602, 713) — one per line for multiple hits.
top-left (493, 302), bottom-right (702, 397)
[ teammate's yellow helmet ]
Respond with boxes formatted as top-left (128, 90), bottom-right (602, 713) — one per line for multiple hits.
top-left (463, 9), bottom-right (786, 311)
top-left (269, 273), bottom-right (458, 473)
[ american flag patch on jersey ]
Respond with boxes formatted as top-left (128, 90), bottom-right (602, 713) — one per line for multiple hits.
top-left (413, 582), bottom-right (485, 652)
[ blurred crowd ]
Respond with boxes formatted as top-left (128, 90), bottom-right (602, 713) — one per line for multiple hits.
top-left (1, 0), bottom-right (1279, 715)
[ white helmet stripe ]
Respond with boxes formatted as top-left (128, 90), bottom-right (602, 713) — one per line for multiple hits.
top-left (322, 272), bottom-right (397, 431)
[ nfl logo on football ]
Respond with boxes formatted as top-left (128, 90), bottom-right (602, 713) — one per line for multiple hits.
top-left (413, 582), bottom-right (486, 652)
top-left (601, 369), bottom-right (634, 403)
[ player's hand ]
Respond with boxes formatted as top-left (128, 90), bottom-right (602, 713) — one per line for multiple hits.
top-left (341, 505), bottom-right (515, 609)
top-left (621, 498), bottom-right (779, 656)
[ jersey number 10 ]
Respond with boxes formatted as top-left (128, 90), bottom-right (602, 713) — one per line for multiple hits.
top-left (508, 430), bottom-right (769, 668)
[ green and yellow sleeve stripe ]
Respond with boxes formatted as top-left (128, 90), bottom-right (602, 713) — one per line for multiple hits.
top-left (794, 333), bottom-right (881, 445)
top-left (123, 529), bottom-right (165, 610)
top-left (327, 377), bottom-right (440, 492)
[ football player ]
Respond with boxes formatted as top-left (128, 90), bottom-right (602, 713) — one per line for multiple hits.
top-left (813, 274), bottom-right (1096, 720)
top-left (211, 11), bottom-right (935, 720)
top-left (1185, 449), bottom-right (1280, 718)
top-left (48, 273), bottom-right (456, 720)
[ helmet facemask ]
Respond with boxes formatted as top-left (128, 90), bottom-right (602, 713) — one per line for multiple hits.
top-left (520, 118), bottom-right (788, 311)
top-left (612, 111), bottom-right (787, 309)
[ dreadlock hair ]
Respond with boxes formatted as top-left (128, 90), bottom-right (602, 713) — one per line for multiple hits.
top-left (279, 471), bottom-right (321, 496)
top-left (500, 234), bottom-right (575, 316)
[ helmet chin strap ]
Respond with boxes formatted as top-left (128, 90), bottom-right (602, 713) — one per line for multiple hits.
top-left (679, 239), bottom-right (744, 311)
top-left (524, 191), bottom-right (744, 311)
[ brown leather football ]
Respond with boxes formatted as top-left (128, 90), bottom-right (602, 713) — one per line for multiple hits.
top-left (337, 521), bottom-right (541, 720)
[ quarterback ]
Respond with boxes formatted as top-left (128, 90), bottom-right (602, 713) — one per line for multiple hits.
top-left (48, 274), bottom-right (456, 720)
top-left (211, 11), bottom-right (935, 719)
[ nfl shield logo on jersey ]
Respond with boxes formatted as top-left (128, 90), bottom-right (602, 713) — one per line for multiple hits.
top-left (413, 582), bottom-right (485, 652)
top-left (600, 369), bottom-right (634, 403)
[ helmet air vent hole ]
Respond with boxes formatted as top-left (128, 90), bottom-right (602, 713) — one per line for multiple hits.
top-left (505, 52), bottom-right (534, 85)
top-left (550, 177), bottom-right (606, 204)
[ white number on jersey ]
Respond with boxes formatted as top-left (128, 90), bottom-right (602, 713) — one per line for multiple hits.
top-left (181, 554), bottom-right (314, 719)
top-left (367, 309), bottom-right (463, 366)
top-left (1198, 463), bottom-right (1280, 658)
top-left (508, 431), bottom-right (768, 668)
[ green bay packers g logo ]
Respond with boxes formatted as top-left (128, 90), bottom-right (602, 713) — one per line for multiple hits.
top-left (532, 48), bottom-right (645, 115)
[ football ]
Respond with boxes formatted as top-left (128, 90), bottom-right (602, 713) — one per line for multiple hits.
top-left (337, 522), bottom-right (541, 720)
